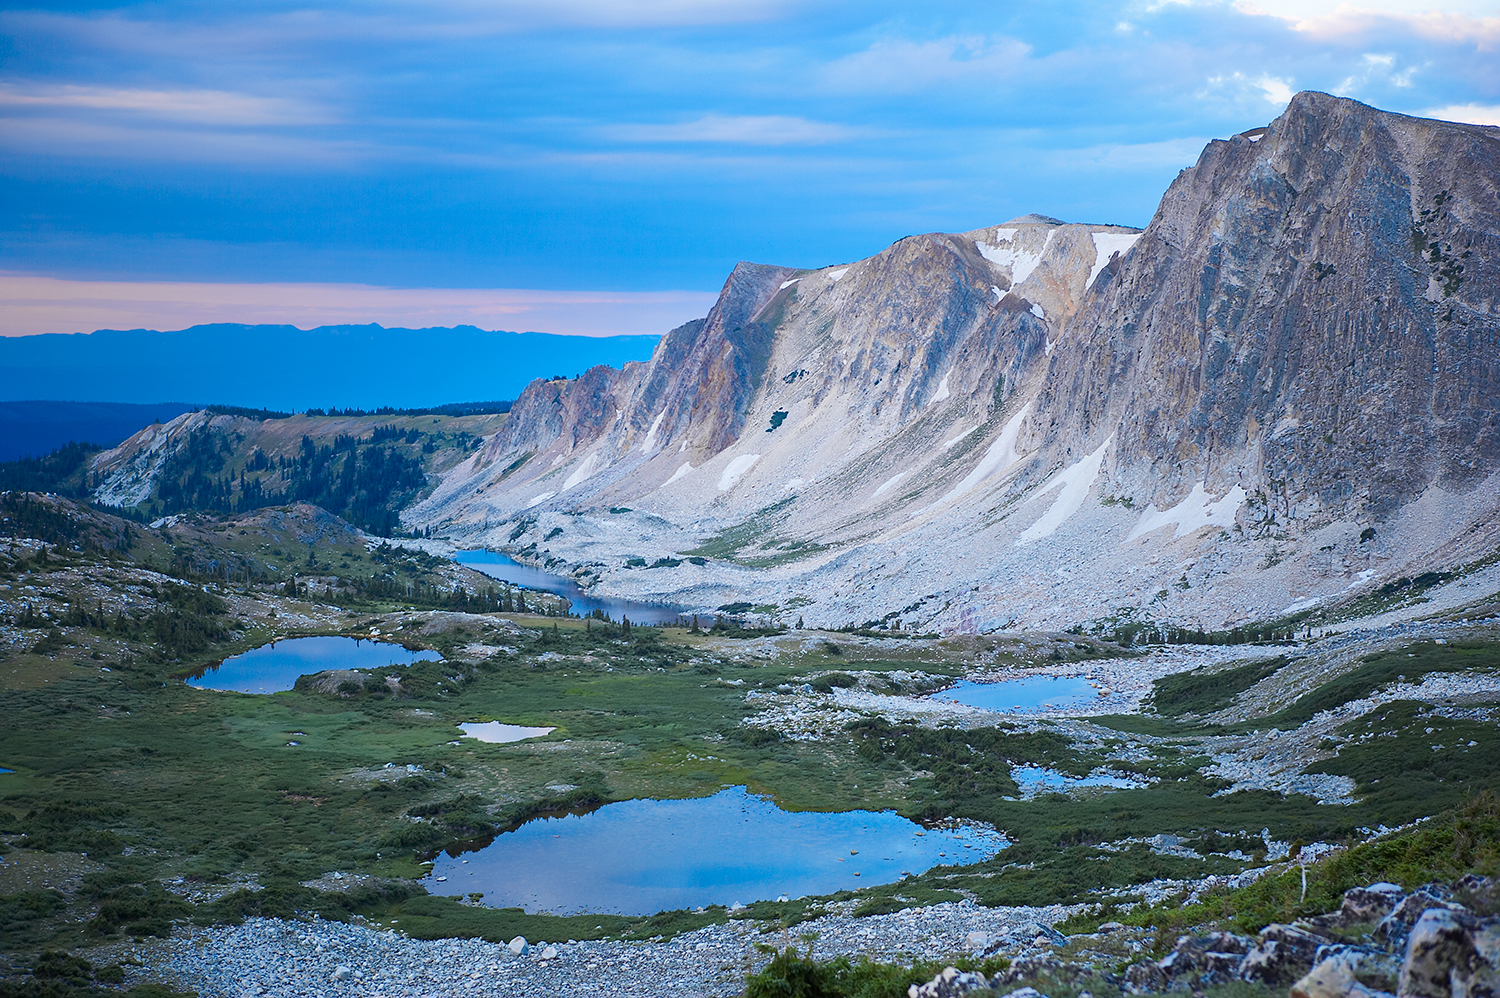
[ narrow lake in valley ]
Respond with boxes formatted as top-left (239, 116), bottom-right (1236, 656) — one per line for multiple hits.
top-left (187, 636), bottom-right (442, 694)
top-left (423, 785), bottom-right (1006, 915)
top-left (454, 549), bottom-right (704, 625)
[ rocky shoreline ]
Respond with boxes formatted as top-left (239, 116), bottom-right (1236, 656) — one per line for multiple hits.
top-left (120, 899), bottom-right (1079, 998)
top-left (111, 874), bottom-right (1500, 998)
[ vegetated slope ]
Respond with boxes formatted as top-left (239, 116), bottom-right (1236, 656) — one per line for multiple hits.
top-left (407, 93), bottom-right (1499, 636)
top-left (88, 410), bottom-right (507, 536)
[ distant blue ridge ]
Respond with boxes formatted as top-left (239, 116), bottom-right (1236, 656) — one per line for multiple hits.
top-left (0, 323), bottom-right (661, 413)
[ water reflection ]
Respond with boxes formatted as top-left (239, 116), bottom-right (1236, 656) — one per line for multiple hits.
top-left (424, 785), bottom-right (1006, 915)
top-left (454, 549), bottom-right (703, 626)
top-left (457, 721), bottom-right (556, 744)
top-left (929, 675), bottom-right (1097, 712)
top-left (188, 635), bottom-right (442, 694)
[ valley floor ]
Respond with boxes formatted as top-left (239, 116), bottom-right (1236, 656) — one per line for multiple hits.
top-left (2, 495), bottom-right (1499, 997)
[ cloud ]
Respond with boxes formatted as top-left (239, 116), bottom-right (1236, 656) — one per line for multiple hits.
top-left (0, 116), bottom-right (370, 167)
top-left (604, 114), bottom-right (867, 146)
top-left (1421, 102), bottom-right (1500, 125)
top-left (1202, 71), bottom-right (1296, 109)
top-left (820, 35), bottom-right (1032, 94)
top-left (0, 83), bottom-right (331, 126)
top-left (0, 274), bottom-right (719, 338)
top-left (1234, 1), bottom-right (1500, 47)
top-left (1045, 137), bottom-right (1213, 171)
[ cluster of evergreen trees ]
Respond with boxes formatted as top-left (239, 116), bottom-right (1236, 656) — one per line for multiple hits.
top-left (0, 442), bottom-right (101, 498)
top-left (151, 428), bottom-right (428, 535)
top-left (18, 582), bottom-right (231, 660)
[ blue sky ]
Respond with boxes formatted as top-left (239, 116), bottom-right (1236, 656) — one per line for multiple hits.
top-left (1, 0), bottom-right (1497, 332)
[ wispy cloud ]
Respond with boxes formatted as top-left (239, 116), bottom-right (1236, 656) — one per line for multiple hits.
top-left (605, 114), bottom-right (867, 146)
top-left (820, 35), bottom-right (1032, 94)
top-left (1421, 102), bottom-right (1500, 125)
top-left (1235, 1), bottom-right (1500, 47)
top-left (0, 83), bottom-right (331, 126)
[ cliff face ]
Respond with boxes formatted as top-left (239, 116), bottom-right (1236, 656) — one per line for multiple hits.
top-left (1037, 91), bottom-right (1500, 525)
top-left (410, 94), bottom-right (1500, 634)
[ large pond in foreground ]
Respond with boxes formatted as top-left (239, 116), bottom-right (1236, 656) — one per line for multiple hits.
top-left (424, 785), bottom-right (1006, 915)
top-left (455, 549), bottom-right (701, 625)
top-left (188, 636), bottom-right (442, 693)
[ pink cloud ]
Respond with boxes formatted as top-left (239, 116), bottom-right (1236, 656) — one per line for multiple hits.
top-left (0, 274), bottom-right (717, 338)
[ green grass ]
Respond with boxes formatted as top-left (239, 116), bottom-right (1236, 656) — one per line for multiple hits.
top-left (1262, 640), bottom-right (1500, 728)
top-left (1146, 657), bottom-right (1287, 717)
top-left (1066, 791), bottom-right (1500, 939)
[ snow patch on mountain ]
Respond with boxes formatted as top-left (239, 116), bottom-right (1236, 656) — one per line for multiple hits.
top-left (977, 228), bottom-right (1055, 287)
top-left (934, 405), bottom-right (1031, 508)
top-left (1126, 482), bottom-right (1247, 541)
top-left (873, 472), bottom-right (906, 499)
top-left (563, 452), bottom-right (602, 490)
top-left (718, 454), bottom-right (759, 491)
top-left (1087, 231), bottom-right (1142, 288)
top-left (1016, 436), bottom-right (1111, 545)
top-left (640, 410), bottom-right (666, 454)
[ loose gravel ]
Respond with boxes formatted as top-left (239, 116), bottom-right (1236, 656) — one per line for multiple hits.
top-left (124, 901), bottom-right (1088, 998)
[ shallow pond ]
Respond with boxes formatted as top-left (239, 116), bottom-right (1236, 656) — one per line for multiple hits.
top-left (930, 675), bottom-right (1097, 712)
top-left (188, 636), bottom-right (442, 694)
top-left (454, 550), bottom-right (702, 626)
top-left (424, 785), bottom-right (1006, 915)
top-left (457, 721), bottom-right (556, 744)
top-left (1010, 765), bottom-right (1143, 797)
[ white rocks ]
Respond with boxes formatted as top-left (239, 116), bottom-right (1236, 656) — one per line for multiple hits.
top-left (508, 935), bottom-right (528, 955)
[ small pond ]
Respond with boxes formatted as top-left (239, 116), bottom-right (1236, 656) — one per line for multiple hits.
top-left (1009, 765), bottom-right (1143, 798)
top-left (930, 675), bottom-right (1097, 713)
top-left (454, 550), bottom-right (704, 626)
top-left (424, 785), bottom-right (1006, 915)
top-left (188, 636), bottom-right (442, 694)
top-left (458, 722), bottom-right (555, 744)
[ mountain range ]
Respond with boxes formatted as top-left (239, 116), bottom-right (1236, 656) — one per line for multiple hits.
top-left (91, 93), bottom-right (1500, 635)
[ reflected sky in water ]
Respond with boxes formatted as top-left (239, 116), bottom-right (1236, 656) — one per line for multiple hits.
top-left (425, 785), bottom-right (1005, 915)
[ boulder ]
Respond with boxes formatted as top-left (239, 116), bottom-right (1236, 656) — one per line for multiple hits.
top-left (992, 956), bottom-right (1081, 987)
top-left (1335, 885), bottom-right (1407, 927)
top-left (1291, 951), bottom-right (1397, 998)
top-left (330, 965), bottom-right (353, 982)
top-left (907, 966), bottom-right (990, 998)
top-left (1204, 931), bottom-right (1253, 955)
top-left (1125, 959), bottom-right (1168, 993)
top-left (1382, 896), bottom-right (1469, 949)
top-left (1242, 924), bottom-right (1331, 986)
top-left (965, 930), bottom-right (991, 952)
top-left (507, 935), bottom-right (528, 956)
top-left (1398, 908), bottom-right (1500, 998)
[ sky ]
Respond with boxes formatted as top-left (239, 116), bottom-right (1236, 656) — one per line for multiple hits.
top-left (1, 0), bottom-right (1498, 336)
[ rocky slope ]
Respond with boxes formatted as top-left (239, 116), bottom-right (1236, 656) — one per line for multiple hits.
top-left (395, 95), bottom-right (1493, 632)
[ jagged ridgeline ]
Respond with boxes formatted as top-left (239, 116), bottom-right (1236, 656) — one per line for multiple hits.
top-left (83, 407), bottom-right (511, 535)
top-left (406, 92), bottom-right (1499, 634)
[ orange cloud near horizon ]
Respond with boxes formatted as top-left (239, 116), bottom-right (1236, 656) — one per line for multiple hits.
top-left (0, 273), bottom-right (719, 339)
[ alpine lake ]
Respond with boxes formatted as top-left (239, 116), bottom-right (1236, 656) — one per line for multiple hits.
top-left (8, 531), bottom-right (1488, 957)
